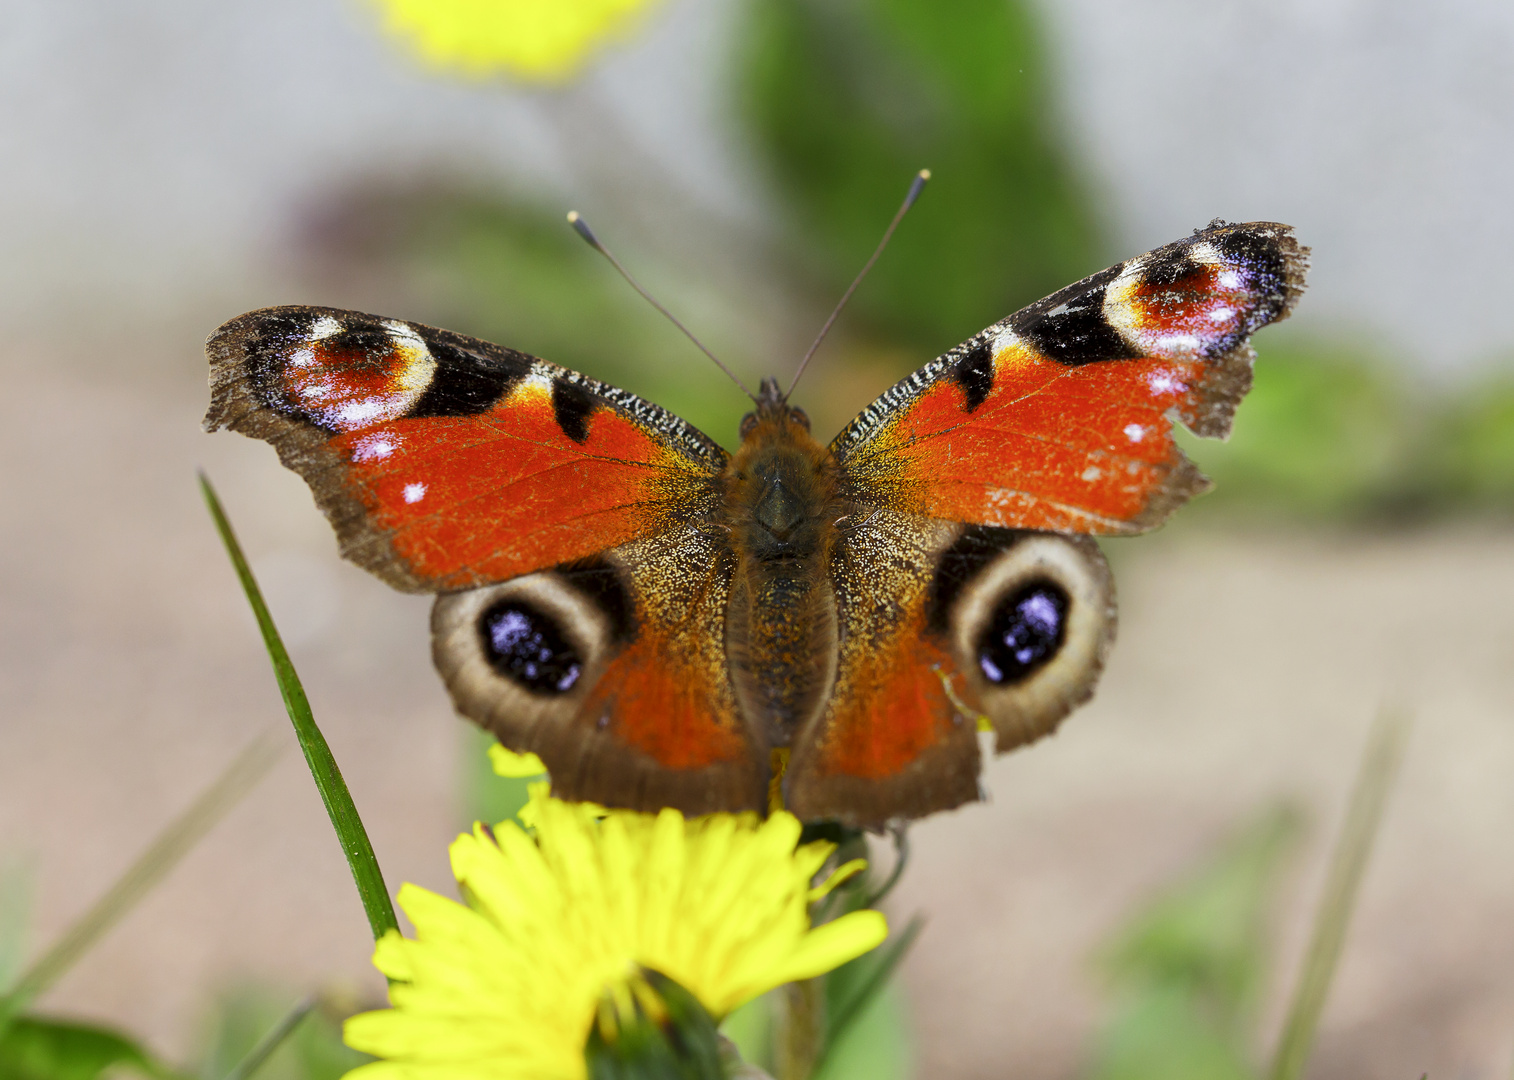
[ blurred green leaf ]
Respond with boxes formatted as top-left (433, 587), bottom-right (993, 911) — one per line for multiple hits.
top-left (201, 475), bottom-right (398, 943)
top-left (1100, 807), bottom-right (1303, 1026)
top-left (1409, 370), bottom-right (1514, 512)
top-left (1087, 807), bottom-right (1303, 1080)
top-left (199, 988), bottom-right (367, 1080)
top-left (736, 0), bottom-right (1103, 356)
top-left (812, 980), bottom-right (910, 1080)
top-left (719, 992), bottom-right (774, 1074)
top-left (1177, 339), bottom-right (1411, 518)
top-left (722, 980), bottom-right (911, 1080)
top-left (0, 1016), bottom-right (175, 1080)
top-left (386, 192), bottom-right (667, 374)
top-left (821, 915), bottom-right (921, 1061)
top-left (1090, 987), bottom-right (1255, 1080)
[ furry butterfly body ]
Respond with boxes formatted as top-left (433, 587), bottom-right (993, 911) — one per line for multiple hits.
top-left (206, 220), bottom-right (1307, 828)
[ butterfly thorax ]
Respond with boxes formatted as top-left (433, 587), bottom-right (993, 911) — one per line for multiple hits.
top-left (722, 394), bottom-right (843, 748)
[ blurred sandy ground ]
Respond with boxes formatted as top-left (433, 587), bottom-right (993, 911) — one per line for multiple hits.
top-left (2, 0), bottom-right (1514, 1077)
top-left (1, 335), bottom-right (1511, 1079)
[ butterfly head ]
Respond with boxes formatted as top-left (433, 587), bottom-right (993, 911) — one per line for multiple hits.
top-left (727, 378), bottom-right (835, 558)
top-left (740, 376), bottom-right (810, 440)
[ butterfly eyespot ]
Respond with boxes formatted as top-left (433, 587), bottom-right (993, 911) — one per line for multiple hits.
top-left (932, 529), bottom-right (1114, 755)
top-left (975, 580), bottom-right (1070, 684)
top-left (787, 406), bottom-right (811, 431)
top-left (739, 412), bottom-right (759, 438)
top-left (479, 600), bottom-right (583, 694)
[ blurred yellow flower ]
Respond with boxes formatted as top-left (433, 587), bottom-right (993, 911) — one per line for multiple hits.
top-left (342, 785), bottom-right (887, 1079)
top-left (372, 0), bottom-right (664, 83)
top-left (488, 743), bottom-right (546, 777)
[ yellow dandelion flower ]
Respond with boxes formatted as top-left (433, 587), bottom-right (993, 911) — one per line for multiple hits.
top-left (370, 0), bottom-right (665, 84)
top-left (488, 743), bottom-right (546, 777)
top-left (343, 785), bottom-right (887, 1079)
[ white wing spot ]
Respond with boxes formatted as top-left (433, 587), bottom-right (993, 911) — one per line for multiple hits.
top-left (1150, 333), bottom-right (1201, 356)
top-left (333, 399), bottom-right (390, 428)
top-left (383, 320), bottom-right (427, 350)
top-left (991, 326), bottom-right (1022, 355)
top-left (1081, 466), bottom-right (1102, 482)
top-left (1147, 369), bottom-right (1188, 395)
top-left (1124, 423), bottom-right (1145, 442)
top-left (1189, 241), bottom-right (1222, 265)
top-left (352, 432), bottom-right (399, 462)
top-left (520, 370), bottom-right (555, 395)
top-left (403, 482), bottom-right (427, 504)
top-left (309, 315), bottom-right (343, 341)
top-left (1217, 270), bottom-right (1242, 289)
top-left (1208, 306), bottom-right (1234, 323)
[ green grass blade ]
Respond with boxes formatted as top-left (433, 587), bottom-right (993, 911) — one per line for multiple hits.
top-left (200, 473), bottom-right (398, 941)
top-left (1267, 708), bottom-right (1410, 1080)
top-left (220, 994), bottom-right (314, 1080)
top-left (0, 735), bottom-right (280, 1027)
top-left (0, 859), bottom-right (31, 991)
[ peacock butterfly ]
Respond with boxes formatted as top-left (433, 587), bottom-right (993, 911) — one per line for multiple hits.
top-left (205, 218), bottom-right (1307, 828)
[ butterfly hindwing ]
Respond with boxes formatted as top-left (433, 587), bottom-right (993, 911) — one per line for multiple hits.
top-left (431, 525), bottom-right (768, 814)
top-left (785, 516), bottom-right (1115, 827)
top-left (783, 509), bottom-right (977, 824)
top-left (205, 306), bottom-right (729, 592)
top-left (831, 222), bottom-right (1309, 534)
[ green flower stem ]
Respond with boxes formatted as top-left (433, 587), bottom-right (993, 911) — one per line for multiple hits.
top-left (1268, 708), bottom-right (1410, 1080)
top-left (0, 735), bottom-right (280, 1028)
top-left (776, 979), bottom-right (823, 1080)
top-left (200, 473), bottom-right (399, 942)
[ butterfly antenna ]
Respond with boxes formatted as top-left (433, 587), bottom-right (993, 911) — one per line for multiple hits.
top-left (784, 169), bottom-right (930, 402)
top-left (567, 211), bottom-right (757, 402)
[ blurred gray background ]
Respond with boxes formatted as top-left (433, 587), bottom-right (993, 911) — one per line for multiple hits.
top-left (5, 0), bottom-right (1513, 369)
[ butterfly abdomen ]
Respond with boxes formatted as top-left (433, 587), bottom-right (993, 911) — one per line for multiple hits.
top-left (723, 408), bottom-right (844, 746)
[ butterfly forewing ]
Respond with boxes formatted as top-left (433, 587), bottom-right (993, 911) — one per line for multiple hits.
top-left (205, 306), bottom-right (729, 592)
top-left (206, 305), bottom-right (768, 812)
top-left (831, 222), bottom-right (1309, 535)
top-left (785, 221), bottom-right (1305, 826)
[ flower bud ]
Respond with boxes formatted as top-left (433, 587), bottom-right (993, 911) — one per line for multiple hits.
top-left (585, 968), bottom-right (725, 1080)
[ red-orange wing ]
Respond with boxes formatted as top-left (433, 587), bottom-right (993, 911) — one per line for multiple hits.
top-left (789, 222), bottom-right (1307, 827)
top-left (831, 222), bottom-right (1308, 533)
top-left (784, 511), bottom-right (979, 826)
top-left (205, 306), bottom-right (729, 591)
top-left (431, 526), bottom-right (768, 815)
top-left (208, 307), bottom-right (767, 813)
